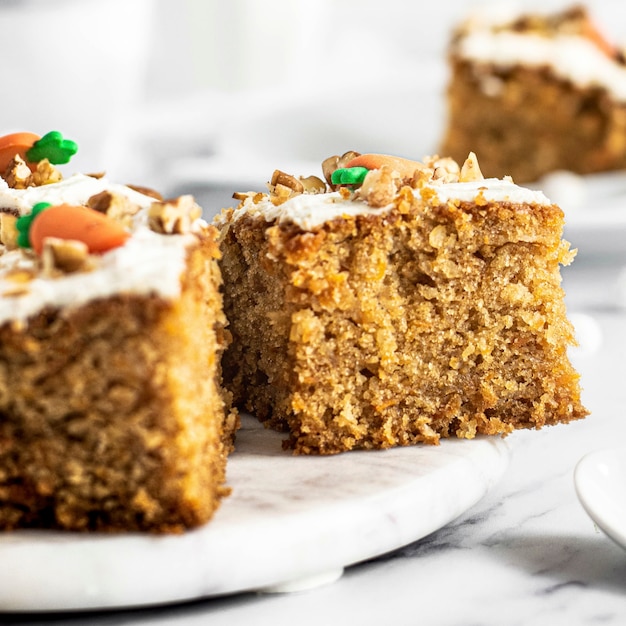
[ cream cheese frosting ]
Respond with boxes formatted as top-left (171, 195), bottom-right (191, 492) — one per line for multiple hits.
top-left (429, 178), bottom-right (550, 205)
top-left (0, 173), bottom-right (155, 215)
top-left (456, 31), bottom-right (626, 102)
top-left (228, 191), bottom-right (388, 231)
top-left (0, 175), bottom-right (199, 325)
top-left (227, 177), bottom-right (552, 231)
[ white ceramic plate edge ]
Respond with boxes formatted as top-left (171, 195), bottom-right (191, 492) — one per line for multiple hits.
top-left (574, 446), bottom-right (626, 549)
top-left (0, 419), bottom-right (510, 612)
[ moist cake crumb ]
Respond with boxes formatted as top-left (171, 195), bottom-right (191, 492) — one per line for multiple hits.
top-left (216, 151), bottom-right (587, 454)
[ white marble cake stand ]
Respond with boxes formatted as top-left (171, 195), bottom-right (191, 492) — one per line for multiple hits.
top-left (0, 414), bottom-right (509, 612)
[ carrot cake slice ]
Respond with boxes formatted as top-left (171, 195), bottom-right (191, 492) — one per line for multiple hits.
top-left (441, 5), bottom-right (626, 182)
top-left (216, 151), bottom-right (587, 454)
top-left (0, 131), bottom-right (237, 532)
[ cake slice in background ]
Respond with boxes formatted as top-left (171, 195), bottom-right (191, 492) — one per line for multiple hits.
top-left (441, 5), bottom-right (626, 182)
top-left (0, 131), bottom-right (238, 533)
top-left (216, 151), bottom-right (587, 455)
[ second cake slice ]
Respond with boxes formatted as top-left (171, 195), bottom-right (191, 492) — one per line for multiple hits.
top-left (216, 153), bottom-right (587, 454)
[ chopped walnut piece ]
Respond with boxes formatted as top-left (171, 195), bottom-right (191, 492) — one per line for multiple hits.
top-left (433, 167), bottom-right (449, 181)
top-left (428, 156), bottom-right (461, 183)
top-left (0, 213), bottom-right (19, 249)
top-left (41, 237), bottom-right (92, 276)
top-left (357, 166), bottom-right (402, 208)
top-left (322, 151), bottom-right (361, 187)
top-left (269, 184), bottom-right (293, 206)
top-left (3, 155), bottom-right (63, 189)
top-left (459, 152), bottom-right (484, 182)
top-left (87, 190), bottom-right (115, 213)
top-left (338, 186), bottom-right (352, 200)
top-left (232, 191), bottom-right (266, 203)
top-left (271, 170), bottom-right (304, 194)
top-left (232, 191), bottom-right (253, 202)
top-left (30, 159), bottom-right (62, 186)
top-left (410, 167), bottom-right (434, 189)
top-left (267, 170), bottom-right (306, 205)
top-left (299, 175), bottom-right (327, 194)
top-left (127, 184), bottom-right (163, 201)
top-left (3, 155), bottom-right (32, 189)
top-left (148, 195), bottom-right (202, 234)
top-left (87, 190), bottom-right (141, 227)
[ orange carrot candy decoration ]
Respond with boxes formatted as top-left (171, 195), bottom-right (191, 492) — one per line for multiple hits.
top-left (0, 132), bottom-right (41, 172)
top-left (16, 202), bottom-right (130, 255)
top-left (0, 130), bottom-right (78, 173)
top-left (342, 154), bottom-right (424, 179)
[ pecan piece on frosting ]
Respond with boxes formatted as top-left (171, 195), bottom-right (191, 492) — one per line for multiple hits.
top-left (357, 166), bottom-right (402, 208)
top-left (3, 155), bottom-right (62, 189)
top-left (271, 170), bottom-right (304, 194)
top-left (459, 152), bottom-right (484, 182)
top-left (322, 151), bottom-right (361, 188)
top-left (299, 175), bottom-right (327, 194)
top-left (3, 155), bottom-right (32, 189)
top-left (87, 190), bottom-right (141, 228)
top-left (0, 213), bottom-right (19, 249)
top-left (29, 159), bottom-right (62, 186)
top-left (268, 170), bottom-right (304, 206)
top-left (127, 184), bottom-right (163, 201)
top-left (148, 195), bottom-right (202, 234)
top-left (41, 237), bottom-right (92, 276)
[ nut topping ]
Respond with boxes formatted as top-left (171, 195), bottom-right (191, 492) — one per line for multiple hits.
top-left (2, 155), bottom-right (62, 189)
top-left (41, 237), bottom-right (92, 276)
top-left (357, 166), bottom-right (402, 208)
top-left (3, 155), bottom-right (32, 189)
top-left (230, 150), bottom-right (494, 212)
top-left (322, 151), bottom-right (361, 187)
top-left (271, 170), bottom-right (304, 194)
top-left (459, 152), bottom-right (484, 182)
top-left (299, 175), bottom-right (327, 194)
top-left (126, 184), bottom-right (163, 201)
top-left (0, 213), bottom-right (19, 249)
top-left (148, 195), bottom-right (202, 234)
top-left (87, 190), bottom-right (141, 228)
top-left (29, 159), bottom-right (63, 186)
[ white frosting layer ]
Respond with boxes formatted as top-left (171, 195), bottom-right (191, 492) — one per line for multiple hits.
top-left (229, 178), bottom-right (551, 230)
top-left (229, 192), bottom-right (389, 231)
top-left (0, 176), bottom-right (196, 325)
top-left (456, 31), bottom-right (626, 101)
top-left (0, 174), bottom-right (155, 215)
top-left (430, 178), bottom-right (550, 205)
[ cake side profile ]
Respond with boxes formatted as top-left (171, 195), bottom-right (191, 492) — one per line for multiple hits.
top-left (441, 5), bottom-right (626, 182)
top-left (217, 152), bottom-right (587, 455)
top-left (0, 131), bottom-right (237, 532)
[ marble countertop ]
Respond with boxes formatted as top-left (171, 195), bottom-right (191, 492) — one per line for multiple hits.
top-left (4, 256), bottom-right (626, 626)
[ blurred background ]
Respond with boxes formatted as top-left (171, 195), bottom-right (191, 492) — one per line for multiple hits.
top-left (2, 0), bottom-right (626, 232)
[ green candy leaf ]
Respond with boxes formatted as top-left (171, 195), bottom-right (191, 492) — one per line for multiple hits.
top-left (25, 131), bottom-right (78, 165)
top-left (16, 202), bottom-right (52, 248)
top-left (331, 166), bottom-right (369, 187)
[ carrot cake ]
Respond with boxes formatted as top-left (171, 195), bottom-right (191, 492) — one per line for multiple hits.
top-left (216, 151), bottom-right (587, 455)
top-left (0, 131), bottom-right (237, 533)
top-left (441, 5), bottom-right (626, 182)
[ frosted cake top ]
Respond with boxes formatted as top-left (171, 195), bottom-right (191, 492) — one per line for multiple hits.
top-left (0, 131), bottom-right (207, 324)
top-left (452, 5), bottom-right (626, 101)
top-left (222, 152), bottom-right (552, 231)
